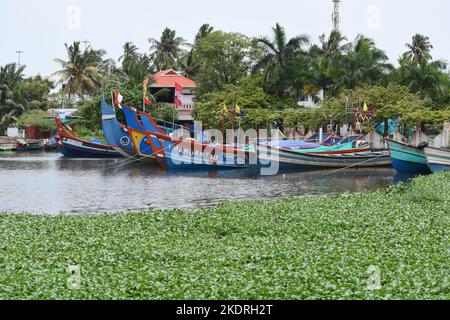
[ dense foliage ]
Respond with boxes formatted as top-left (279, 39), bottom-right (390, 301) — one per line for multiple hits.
top-left (0, 64), bottom-right (55, 132)
top-left (2, 24), bottom-right (448, 135)
top-left (0, 172), bottom-right (448, 299)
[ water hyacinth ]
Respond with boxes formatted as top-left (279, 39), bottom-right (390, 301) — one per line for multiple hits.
top-left (0, 172), bottom-right (448, 300)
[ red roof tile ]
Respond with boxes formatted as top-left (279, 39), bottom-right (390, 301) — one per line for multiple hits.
top-left (150, 70), bottom-right (197, 88)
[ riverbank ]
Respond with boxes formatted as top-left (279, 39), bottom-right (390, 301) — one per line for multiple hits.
top-left (0, 172), bottom-right (448, 300)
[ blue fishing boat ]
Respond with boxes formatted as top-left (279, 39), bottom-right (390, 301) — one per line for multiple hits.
top-left (121, 105), bottom-right (255, 170)
top-left (386, 138), bottom-right (430, 174)
top-left (424, 147), bottom-right (450, 172)
top-left (101, 99), bottom-right (137, 158)
top-left (55, 117), bottom-right (121, 158)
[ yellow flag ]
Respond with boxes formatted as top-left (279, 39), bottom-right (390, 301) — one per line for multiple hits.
top-left (235, 104), bottom-right (241, 114)
top-left (222, 105), bottom-right (228, 113)
top-left (363, 102), bottom-right (369, 113)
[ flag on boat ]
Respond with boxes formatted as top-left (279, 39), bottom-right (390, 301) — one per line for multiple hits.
top-left (235, 104), bottom-right (241, 114)
top-left (222, 105), bottom-right (228, 113)
top-left (363, 101), bottom-right (369, 113)
top-left (114, 89), bottom-right (123, 107)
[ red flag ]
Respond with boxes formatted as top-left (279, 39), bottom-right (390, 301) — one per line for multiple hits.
top-left (175, 82), bottom-right (183, 94)
top-left (174, 96), bottom-right (183, 107)
top-left (144, 97), bottom-right (153, 106)
top-left (114, 89), bottom-right (123, 106)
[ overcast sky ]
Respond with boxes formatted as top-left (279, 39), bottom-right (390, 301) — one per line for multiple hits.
top-left (1, 0), bottom-right (449, 77)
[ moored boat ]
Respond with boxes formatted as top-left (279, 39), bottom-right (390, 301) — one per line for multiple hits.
top-left (55, 117), bottom-right (122, 158)
top-left (257, 143), bottom-right (391, 170)
top-left (121, 105), bottom-right (255, 170)
top-left (385, 138), bottom-right (430, 174)
top-left (15, 139), bottom-right (42, 152)
top-left (424, 147), bottom-right (450, 172)
top-left (101, 99), bottom-right (138, 158)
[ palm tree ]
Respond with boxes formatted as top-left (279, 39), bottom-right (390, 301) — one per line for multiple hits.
top-left (195, 24), bottom-right (214, 42)
top-left (0, 63), bottom-right (26, 131)
top-left (306, 31), bottom-right (351, 98)
top-left (317, 30), bottom-right (351, 59)
top-left (52, 41), bottom-right (104, 100)
top-left (339, 35), bottom-right (392, 89)
top-left (149, 28), bottom-right (188, 71)
top-left (119, 42), bottom-right (140, 73)
top-left (253, 23), bottom-right (310, 96)
top-left (404, 34), bottom-right (433, 65)
top-left (181, 24), bottom-right (214, 78)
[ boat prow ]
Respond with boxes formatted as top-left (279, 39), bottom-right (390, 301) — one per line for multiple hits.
top-left (386, 138), bottom-right (431, 174)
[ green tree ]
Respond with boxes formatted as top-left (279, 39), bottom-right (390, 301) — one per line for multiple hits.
top-left (193, 31), bottom-right (260, 97)
top-left (253, 23), bottom-right (310, 97)
top-left (53, 41), bottom-right (105, 100)
top-left (0, 63), bottom-right (26, 131)
top-left (149, 28), bottom-right (187, 70)
top-left (180, 24), bottom-right (214, 78)
top-left (403, 34), bottom-right (434, 65)
top-left (339, 35), bottom-right (392, 90)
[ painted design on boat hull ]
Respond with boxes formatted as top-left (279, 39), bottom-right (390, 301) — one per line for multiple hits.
top-left (101, 100), bottom-right (135, 158)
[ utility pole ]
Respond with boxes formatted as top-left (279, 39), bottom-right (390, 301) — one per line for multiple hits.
top-left (16, 50), bottom-right (24, 68)
top-left (332, 0), bottom-right (341, 31)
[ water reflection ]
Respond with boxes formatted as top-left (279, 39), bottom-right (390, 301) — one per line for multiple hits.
top-left (0, 152), bottom-right (397, 214)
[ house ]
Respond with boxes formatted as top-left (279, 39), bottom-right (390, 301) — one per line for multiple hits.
top-left (297, 89), bottom-right (324, 108)
top-left (150, 70), bottom-right (197, 122)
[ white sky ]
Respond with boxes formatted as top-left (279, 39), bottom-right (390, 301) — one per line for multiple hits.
top-left (1, 0), bottom-right (449, 77)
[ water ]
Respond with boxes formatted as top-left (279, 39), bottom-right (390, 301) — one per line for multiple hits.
top-left (0, 152), bottom-right (399, 215)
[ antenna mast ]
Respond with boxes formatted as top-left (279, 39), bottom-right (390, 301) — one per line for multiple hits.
top-left (332, 0), bottom-right (341, 31)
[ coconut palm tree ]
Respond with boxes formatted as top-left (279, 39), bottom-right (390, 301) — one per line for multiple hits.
top-left (339, 35), bottom-right (392, 89)
top-left (305, 31), bottom-right (351, 98)
top-left (0, 63), bottom-right (26, 131)
top-left (53, 41), bottom-right (104, 100)
top-left (253, 23), bottom-right (310, 96)
top-left (317, 30), bottom-right (351, 59)
top-left (403, 34), bottom-right (434, 65)
top-left (180, 24), bottom-right (215, 78)
top-left (149, 28), bottom-right (188, 71)
top-left (119, 42), bottom-right (140, 73)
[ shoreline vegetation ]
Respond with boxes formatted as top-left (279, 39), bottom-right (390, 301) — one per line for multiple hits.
top-left (0, 173), bottom-right (448, 300)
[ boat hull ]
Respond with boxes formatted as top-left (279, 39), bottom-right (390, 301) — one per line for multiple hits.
top-left (257, 144), bottom-right (391, 169)
top-left (101, 100), bottom-right (137, 158)
top-left (386, 139), bottom-right (430, 174)
top-left (424, 147), bottom-right (450, 172)
top-left (56, 136), bottom-right (122, 158)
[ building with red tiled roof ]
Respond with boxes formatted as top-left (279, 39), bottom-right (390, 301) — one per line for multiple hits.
top-left (149, 70), bottom-right (197, 122)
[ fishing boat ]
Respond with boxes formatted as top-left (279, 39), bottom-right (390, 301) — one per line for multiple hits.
top-left (257, 143), bottom-right (391, 170)
top-left (55, 117), bottom-right (122, 158)
top-left (385, 138), bottom-right (430, 174)
top-left (121, 105), bottom-right (255, 170)
top-left (15, 139), bottom-right (42, 152)
top-left (101, 99), bottom-right (138, 158)
top-left (424, 147), bottom-right (450, 172)
top-left (292, 141), bottom-right (372, 155)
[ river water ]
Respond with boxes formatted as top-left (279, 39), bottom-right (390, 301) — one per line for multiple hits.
top-left (0, 152), bottom-right (403, 214)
